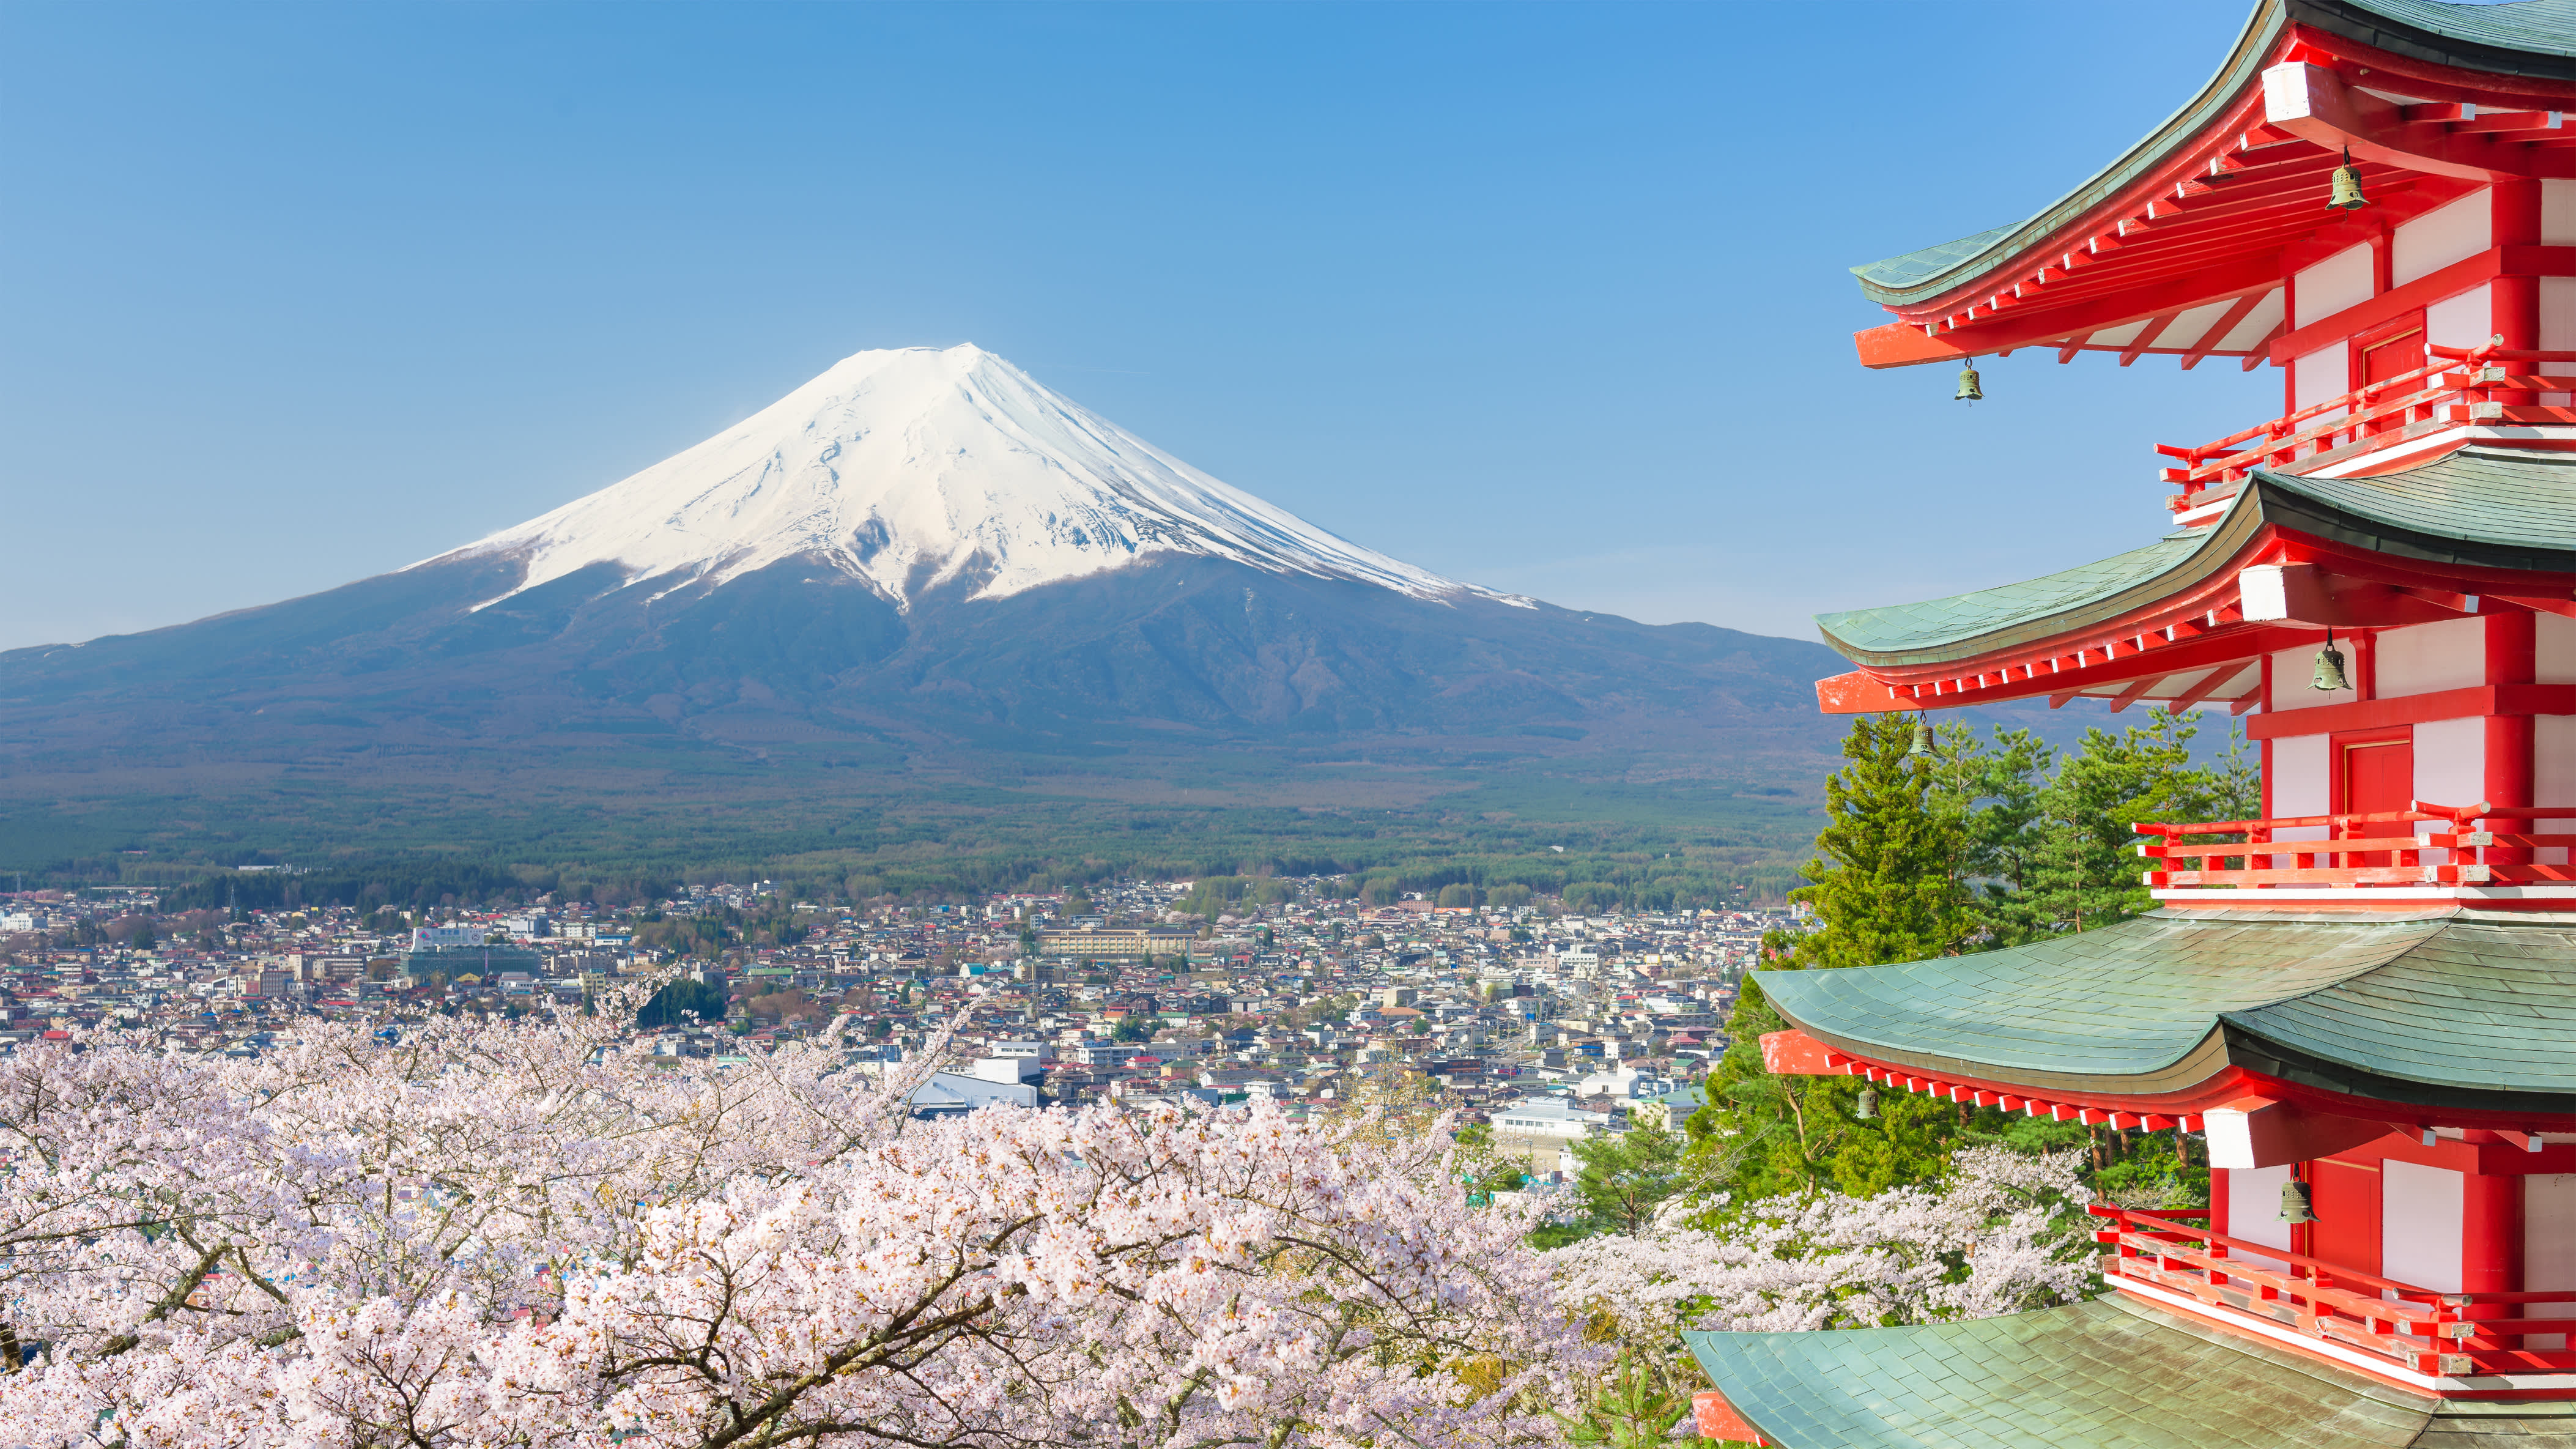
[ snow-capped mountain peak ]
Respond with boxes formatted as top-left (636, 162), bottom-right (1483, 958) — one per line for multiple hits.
top-left (426, 343), bottom-right (1511, 610)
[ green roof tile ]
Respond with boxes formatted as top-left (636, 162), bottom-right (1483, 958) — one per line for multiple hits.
top-left (1761, 908), bottom-right (2576, 1109)
top-left (1685, 1294), bottom-right (2461, 1449)
top-left (1815, 449), bottom-right (2576, 667)
top-left (1852, 1), bottom-right (2576, 306)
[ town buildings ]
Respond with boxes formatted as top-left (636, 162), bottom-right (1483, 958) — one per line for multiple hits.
top-left (1689, 1), bottom-right (2576, 1444)
top-left (0, 874), bottom-right (1765, 1184)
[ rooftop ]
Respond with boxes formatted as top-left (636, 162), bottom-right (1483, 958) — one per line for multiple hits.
top-left (1685, 1292), bottom-right (2576, 1448)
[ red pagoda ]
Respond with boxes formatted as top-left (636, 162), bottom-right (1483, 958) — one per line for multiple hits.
top-left (1685, 1), bottom-right (2576, 1443)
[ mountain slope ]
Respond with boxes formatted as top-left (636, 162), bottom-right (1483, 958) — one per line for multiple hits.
top-left (431, 344), bottom-right (1511, 610)
top-left (0, 344), bottom-right (1862, 866)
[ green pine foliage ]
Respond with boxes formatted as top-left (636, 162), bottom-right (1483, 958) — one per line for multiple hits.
top-left (1790, 712), bottom-right (1969, 968)
top-left (1687, 710), bottom-right (2254, 1206)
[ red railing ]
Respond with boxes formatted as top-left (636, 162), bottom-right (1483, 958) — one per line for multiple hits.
top-left (2091, 1203), bottom-right (2576, 1377)
top-left (2156, 345), bottom-right (2576, 511)
top-left (2135, 801), bottom-right (2576, 889)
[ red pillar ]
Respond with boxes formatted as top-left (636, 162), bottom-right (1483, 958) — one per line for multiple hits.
top-left (2463, 1171), bottom-right (2524, 1293)
top-left (2494, 182), bottom-right (2541, 407)
top-left (2462, 1168), bottom-right (2525, 1346)
top-left (2487, 611), bottom-right (2536, 868)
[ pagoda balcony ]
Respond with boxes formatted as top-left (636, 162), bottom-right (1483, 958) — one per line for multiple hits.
top-left (2137, 802), bottom-right (2576, 901)
top-left (2157, 346), bottom-right (2576, 519)
top-left (2091, 1204), bottom-right (2576, 1382)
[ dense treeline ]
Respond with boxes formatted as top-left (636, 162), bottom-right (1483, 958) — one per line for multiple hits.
top-left (128, 848), bottom-right (1795, 920)
top-left (102, 826), bottom-right (1807, 920)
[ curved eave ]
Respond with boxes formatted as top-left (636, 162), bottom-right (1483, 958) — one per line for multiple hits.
top-left (1815, 487), bottom-right (2265, 671)
top-left (1784, 1009), bottom-right (2243, 1104)
top-left (2307, 0), bottom-right (2576, 83)
top-left (1758, 908), bottom-right (2576, 1117)
top-left (1852, 0), bottom-right (2576, 316)
top-left (1852, 0), bottom-right (2296, 308)
top-left (1816, 459), bottom-right (2576, 674)
top-left (1785, 1001), bottom-right (2576, 1119)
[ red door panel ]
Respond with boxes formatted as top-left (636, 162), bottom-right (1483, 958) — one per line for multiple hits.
top-left (2341, 739), bottom-right (2412, 866)
top-left (2311, 1158), bottom-right (2382, 1284)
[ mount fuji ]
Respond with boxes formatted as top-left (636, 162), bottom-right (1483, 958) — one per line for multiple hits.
top-left (435, 344), bottom-right (1510, 612)
top-left (0, 345), bottom-right (1854, 859)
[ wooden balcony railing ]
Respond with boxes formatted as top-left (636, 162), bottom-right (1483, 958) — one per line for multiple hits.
top-left (2135, 801), bottom-right (2576, 890)
top-left (2157, 344), bottom-right (2576, 513)
top-left (2091, 1203), bottom-right (2576, 1377)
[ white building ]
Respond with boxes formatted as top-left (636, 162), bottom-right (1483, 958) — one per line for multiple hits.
top-left (1492, 1096), bottom-right (1612, 1140)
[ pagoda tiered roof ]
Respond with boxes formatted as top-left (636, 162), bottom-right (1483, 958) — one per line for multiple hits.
top-left (1760, 908), bottom-right (2576, 1120)
top-left (1684, 1295), bottom-right (2576, 1448)
top-left (1815, 446), bottom-right (2576, 713)
top-left (1849, 0), bottom-right (2576, 371)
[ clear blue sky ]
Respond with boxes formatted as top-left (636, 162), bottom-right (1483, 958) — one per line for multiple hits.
top-left (1, 0), bottom-right (2278, 652)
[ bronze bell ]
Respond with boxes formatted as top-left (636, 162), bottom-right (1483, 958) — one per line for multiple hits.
top-left (2330, 149), bottom-right (2368, 210)
top-left (2311, 628), bottom-right (2350, 693)
top-left (1954, 362), bottom-right (1983, 402)
top-left (1909, 718), bottom-right (1935, 758)
top-left (2279, 1178), bottom-right (2316, 1225)
top-left (1855, 1087), bottom-right (1879, 1121)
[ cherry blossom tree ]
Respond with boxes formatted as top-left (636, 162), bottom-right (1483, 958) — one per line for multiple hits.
top-left (1547, 1144), bottom-right (2095, 1373)
top-left (0, 1007), bottom-right (1595, 1449)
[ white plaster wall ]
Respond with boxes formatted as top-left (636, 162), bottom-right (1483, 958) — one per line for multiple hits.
top-left (2536, 714), bottom-right (2576, 864)
top-left (2413, 716), bottom-right (2484, 809)
top-left (2412, 717), bottom-right (2484, 861)
top-left (2297, 243), bottom-right (2375, 327)
top-left (2545, 277), bottom-right (2576, 406)
top-left (2384, 1160), bottom-right (2465, 1294)
top-left (2225, 1165), bottom-right (2293, 1277)
top-left (2269, 733), bottom-right (2330, 857)
top-left (2393, 190), bottom-right (2491, 286)
top-left (2429, 283), bottom-right (2493, 352)
top-left (2377, 617), bottom-right (2485, 697)
top-left (2270, 645), bottom-right (2358, 710)
top-left (2295, 345), bottom-right (2347, 410)
top-left (2545, 278), bottom-right (2576, 352)
top-left (2541, 614), bottom-right (2576, 685)
top-left (2544, 180), bottom-right (2576, 247)
top-left (2272, 734), bottom-right (2330, 815)
top-left (2527, 1174), bottom-right (2576, 1351)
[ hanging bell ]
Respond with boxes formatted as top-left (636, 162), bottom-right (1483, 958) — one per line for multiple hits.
top-left (2311, 628), bottom-right (2350, 693)
top-left (1855, 1087), bottom-right (1879, 1121)
top-left (1953, 362), bottom-right (1983, 402)
top-left (2330, 149), bottom-right (2368, 211)
top-left (1909, 718), bottom-right (1935, 758)
top-left (2279, 1178), bottom-right (2317, 1225)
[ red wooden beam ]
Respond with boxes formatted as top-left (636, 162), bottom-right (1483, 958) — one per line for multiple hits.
top-left (1859, 253), bottom-right (2282, 368)
top-left (2268, 246), bottom-right (2576, 364)
top-left (2108, 674), bottom-right (2167, 711)
top-left (2243, 684), bottom-right (2576, 740)
top-left (2241, 322), bottom-right (2282, 369)
top-left (2265, 61), bottom-right (2576, 181)
top-left (2180, 292), bottom-right (2268, 371)
top-left (2119, 312), bottom-right (2183, 368)
top-left (2166, 665), bottom-right (2246, 715)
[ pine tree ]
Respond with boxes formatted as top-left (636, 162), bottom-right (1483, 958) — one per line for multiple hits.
top-left (1685, 711), bottom-right (2262, 1208)
top-left (1790, 711), bottom-right (1969, 966)
top-left (1685, 714), bottom-right (1975, 1201)
top-left (2023, 712), bottom-right (2255, 932)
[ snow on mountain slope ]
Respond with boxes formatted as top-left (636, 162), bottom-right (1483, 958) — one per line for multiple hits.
top-left (425, 343), bottom-right (1519, 610)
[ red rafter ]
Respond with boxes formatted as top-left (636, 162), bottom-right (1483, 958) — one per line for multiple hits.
top-left (2120, 313), bottom-right (2182, 367)
top-left (2108, 675), bottom-right (2167, 712)
top-left (2165, 664), bottom-right (2246, 715)
top-left (2180, 292), bottom-right (2267, 370)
